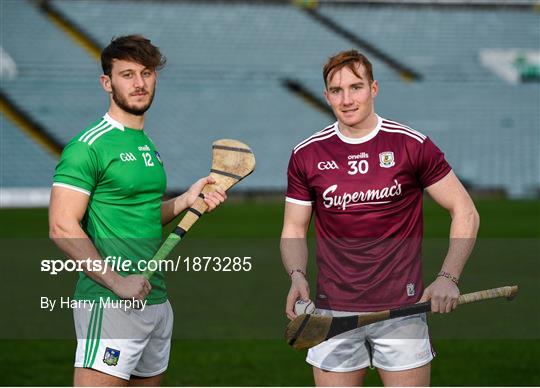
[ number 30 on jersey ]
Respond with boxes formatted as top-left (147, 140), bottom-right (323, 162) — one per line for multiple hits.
top-left (347, 160), bottom-right (369, 175)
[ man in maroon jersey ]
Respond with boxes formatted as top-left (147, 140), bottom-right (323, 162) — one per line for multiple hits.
top-left (281, 50), bottom-right (479, 386)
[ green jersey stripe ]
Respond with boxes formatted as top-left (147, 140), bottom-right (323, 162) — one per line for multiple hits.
top-left (79, 120), bottom-right (107, 142)
top-left (87, 125), bottom-right (115, 145)
top-left (81, 124), bottom-right (112, 144)
top-left (79, 119), bottom-right (106, 142)
top-left (88, 306), bottom-right (104, 367)
top-left (85, 306), bottom-right (98, 368)
top-left (83, 307), bottom-right (97, 367)
top-left (83, 307), bottom-right (98, 367)
top-left (88, 306), bottom-right (102, 367)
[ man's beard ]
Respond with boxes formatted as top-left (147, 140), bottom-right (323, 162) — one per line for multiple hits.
top-left (111, 85), bottom-right (155, 116)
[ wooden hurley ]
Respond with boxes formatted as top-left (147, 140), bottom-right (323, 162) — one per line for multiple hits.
top-left (285, 285), bottom-right (519, 350)
top-left (142, 139), bottom-right (256, 279)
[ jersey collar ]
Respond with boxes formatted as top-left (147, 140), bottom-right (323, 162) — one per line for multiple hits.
top-left (103, 113), bottom-right (125, 131)
top-left (334, 115), bottom-right (382, 144)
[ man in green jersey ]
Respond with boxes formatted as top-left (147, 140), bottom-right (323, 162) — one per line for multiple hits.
top-left (49, 35), bottom-right (226, 386)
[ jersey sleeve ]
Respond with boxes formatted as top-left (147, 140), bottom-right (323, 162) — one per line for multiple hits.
top-left (285, 150), bottom-right (314, 205)
top-left (53, 141), bottom-right (99, 194)
top-left (415, 137), bottom-right (452, 188)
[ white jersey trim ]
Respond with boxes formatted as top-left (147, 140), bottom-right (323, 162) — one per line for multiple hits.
top-left (285, 197), bottom-right (313, 206)
top-left (382, 119), bottom-right (426, 140)
top-left (79, 120), bottom-right (108, 142)
top-left (292, 116), bottom-right (425, 153)
top-left (380, 127), bottom-right (424, 143)
top-left (88, 125), bottom-right (116, 145)
top-left (104, 113), bottom-right (125, 131)
top-left (80, 124), bottom-right (113, 145)
top-left (294, 129), bottom-right (337, 154)
top-left (78, 113), bottom-right (126, 145)
top-left (293, 124), bottom-right (335, 152)
top-left (334, 115), bottom-right (382, 144)
top-left (52, 182), bottom-right (91, 196)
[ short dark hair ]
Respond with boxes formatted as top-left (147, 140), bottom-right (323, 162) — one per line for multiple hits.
top-left (323, 50), bottom-right (374, 87)
top-left (101, 35), bottom-right (166, 76)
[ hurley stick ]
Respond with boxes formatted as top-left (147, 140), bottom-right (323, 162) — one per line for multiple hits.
top-left (142, 139), bottom-right (256, 279)
top-left (286, 285), bottom-right (518, 350)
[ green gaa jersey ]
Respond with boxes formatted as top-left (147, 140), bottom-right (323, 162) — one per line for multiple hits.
top-left (53, 113), bottom-right (167, 304)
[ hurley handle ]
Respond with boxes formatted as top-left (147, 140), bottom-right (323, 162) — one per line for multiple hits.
top-left (288, 285), bottom-right (519, 349)
top-left (457, 285), bottom-right (518, 304)
top-left (177, 192), bottom-right (211, 233)
top-left (142, 190), bottom-right (212, 279)
top-left (142, 233), bottom-right (182, 279)
top-left (142, 139), bottom-right (255, 280)
top-left (388, 285), bottom-right (519, 319)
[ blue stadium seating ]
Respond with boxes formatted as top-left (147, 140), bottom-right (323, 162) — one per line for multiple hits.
top-left (0, 116), bottom-right (58, 188)
top-left (316, 5), bottom-right (540, 196)
top-left (47, 0), bottom-right (398, 191)
top-left (1, 0), bottom-right (104, 144)
top-left (1, 0), bottom-right (538, 197)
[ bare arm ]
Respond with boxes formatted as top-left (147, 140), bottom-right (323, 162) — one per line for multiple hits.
top-left (161, 176), bottom-right (227, 225)
top-left (420, 170), bottom-right (480, 312)
top-left (49, 186), bottom-right (150, 300)
top-left (280, 201), bottom-right (313, 319)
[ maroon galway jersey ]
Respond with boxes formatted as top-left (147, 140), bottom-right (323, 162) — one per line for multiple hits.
top-left (286, 116), bottom-right (451, 311)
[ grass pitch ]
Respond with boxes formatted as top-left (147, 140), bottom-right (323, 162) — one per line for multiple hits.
top-left (0, 198), bottom-right (538, 386)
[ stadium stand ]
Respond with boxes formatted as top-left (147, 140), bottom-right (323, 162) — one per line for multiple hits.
top-left (1, 0), bottom-right (539, 200)
top-left (1, 0), bottom-right (104, 144)
top-left (48, 0), bottom-right (403, 192)
top-left (0, 114), bottom-right (57, 194)
top-left (314, 5), bottom-right (540, 196)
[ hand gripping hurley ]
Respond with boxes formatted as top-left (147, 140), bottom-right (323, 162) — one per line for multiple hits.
top-left (142, 139), bottom-right (256, 279)
top-left (285, 285), bottom-right (519, 350)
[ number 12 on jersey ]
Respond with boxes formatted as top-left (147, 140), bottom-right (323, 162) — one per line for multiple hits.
top-left (142, 152), bottom-right (154, 167)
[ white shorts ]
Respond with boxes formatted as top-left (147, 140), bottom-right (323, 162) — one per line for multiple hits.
top-left (73, 300), bottom-right (173, 380)
top-left (307, 308), bottom-right (434, 372)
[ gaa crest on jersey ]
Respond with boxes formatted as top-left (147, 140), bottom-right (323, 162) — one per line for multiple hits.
top-left (379, 152), bottom-right (395, 168)
top-left (103, 347), bottom-right (120, 366)
top-left (154, 151), bottom-right (163, 165)
top-left (317, 160), bottom-right (339, 170)
top-left (120, 152), bottom-right (137, 162)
